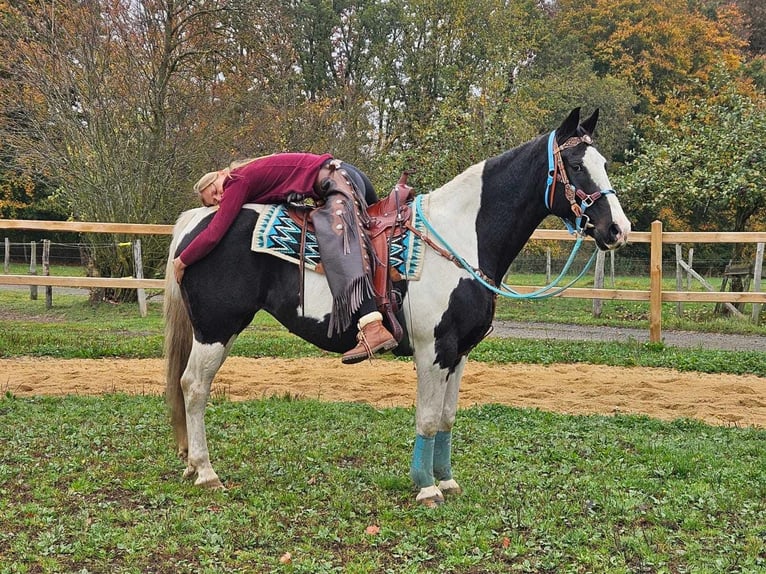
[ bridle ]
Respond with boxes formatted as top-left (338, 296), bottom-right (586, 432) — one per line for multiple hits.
top-left (408, 129), bottom-right (622, 301)
top-left (543, 130), bottom-right (615, 235)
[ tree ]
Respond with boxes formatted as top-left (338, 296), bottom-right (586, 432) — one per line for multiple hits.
top-left (363, 0), bottom-right (558, 186)
top-left (615, 72), bottom-right (766, 264)
top-left (0, 0), bottom-right (291, 294)
top-left (552, 0), bottom-right (748, 117)
top-left (735, 0), bottom-right (766, 54)
top-left (512, 32), bottom-right (640, 164)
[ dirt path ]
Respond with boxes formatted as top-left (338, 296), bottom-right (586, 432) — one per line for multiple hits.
top-left (2, 356), bottom-right (766, 428)
top-left (492, 321), bottom-right (766, 352)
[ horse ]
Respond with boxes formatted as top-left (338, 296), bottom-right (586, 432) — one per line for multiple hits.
top-left (163, 107), bottom-right (631, 507)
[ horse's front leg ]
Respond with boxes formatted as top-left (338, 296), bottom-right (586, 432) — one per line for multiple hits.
top-left (180, 339), bottom-right (230, 489)
top-left (410, 356), bottom-right (466, 506)
top-left (433, 358), bottom-right (465, 497)
top-left (408, 354), bottom-right (454, 506)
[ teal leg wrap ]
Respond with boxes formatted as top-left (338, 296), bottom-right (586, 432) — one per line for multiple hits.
top-left (433, 431), bottom-right (453, 481)
top-left (409, 434), bottom-right (435, 488)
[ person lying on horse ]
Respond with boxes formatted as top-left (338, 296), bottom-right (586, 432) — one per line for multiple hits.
top-left (172, 153), bottom-right (398, 365)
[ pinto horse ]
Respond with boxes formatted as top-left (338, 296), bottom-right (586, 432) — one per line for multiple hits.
top-left (164, 108), bottom-right (631, 506)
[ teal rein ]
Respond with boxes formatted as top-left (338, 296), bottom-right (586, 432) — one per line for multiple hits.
top-left (413, 194), bottom-right (598, 300)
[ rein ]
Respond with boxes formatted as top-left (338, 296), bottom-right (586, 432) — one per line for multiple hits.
top-left (411, 195), bottom-right (597, 300)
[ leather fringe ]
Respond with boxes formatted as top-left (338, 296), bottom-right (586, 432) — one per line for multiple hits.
top-left (341, 203), bottom-right (355, 254)
top-left (328, 274), bottom-right (374, 337)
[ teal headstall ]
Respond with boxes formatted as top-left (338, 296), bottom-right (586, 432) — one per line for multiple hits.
top-left (544, 129), bottom-right (616, 236)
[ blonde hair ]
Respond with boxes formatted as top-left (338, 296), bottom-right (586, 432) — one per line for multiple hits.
top-left (193, 171), bottom-right (220, 196)
top-left (194, 156), bottom-right (264, 194)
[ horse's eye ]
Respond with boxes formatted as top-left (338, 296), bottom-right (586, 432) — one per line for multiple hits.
top-left (572, 164), bottom-right (583, 172)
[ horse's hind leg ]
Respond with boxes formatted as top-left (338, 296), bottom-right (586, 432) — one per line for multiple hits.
top-left (181, 338), bottom-right (232, 488)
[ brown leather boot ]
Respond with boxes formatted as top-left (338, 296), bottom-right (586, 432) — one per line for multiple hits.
top-left (342, 312), bottom-right (398, 364)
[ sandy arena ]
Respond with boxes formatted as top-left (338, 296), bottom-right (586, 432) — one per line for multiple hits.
top-left (2, 356), bottom-right (766, 428)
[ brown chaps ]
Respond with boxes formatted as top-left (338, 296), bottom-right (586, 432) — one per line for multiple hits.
top-left (310, 163), bottom-right (375, 337)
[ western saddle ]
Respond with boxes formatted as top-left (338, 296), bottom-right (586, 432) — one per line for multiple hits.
top-left (287, 173), bottom-right (414, 342)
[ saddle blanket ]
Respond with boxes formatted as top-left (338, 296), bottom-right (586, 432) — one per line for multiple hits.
top-left (251, 203), bottom-right (425, 281)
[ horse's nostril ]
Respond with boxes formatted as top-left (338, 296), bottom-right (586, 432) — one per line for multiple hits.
top-left (609, 223), bottom-right (622, 242)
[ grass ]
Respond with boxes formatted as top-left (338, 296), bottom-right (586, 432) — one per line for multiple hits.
top-left (1, 281), bottom-right (765, 572)
top-left (4, 263), bottom-right (765, 335)
top-left (0, 288), bottom-right (764, 375)
top-left (1, 394), bottom-right (764, 573)
top-left (3, 262), bottom-right (87, 277)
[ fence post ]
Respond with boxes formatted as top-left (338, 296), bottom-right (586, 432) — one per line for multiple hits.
top-left (545, 248), bottom-right (551, 283)
top-left (3, 237), bottom-right (8, 273)
top-left (592, 250), bottom-right (605, 317)
top-left (133, 239), bottom-right (147, 318)
top-left (753, 242), bottom-right (764, 324)
top-left (649, 220), bottom-right (663, 343)
top-left (43, 239), bottom-right (52, 309)
top-left (29, 241), bottom-right (37, 300)
top-left (686, 248), bottom-right (694, 290)
top-left (675, 244), bottom-right (682, 317)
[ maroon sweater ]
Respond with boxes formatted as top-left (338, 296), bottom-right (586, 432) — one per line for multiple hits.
top-left (179, 152), bottom-right (332, 266)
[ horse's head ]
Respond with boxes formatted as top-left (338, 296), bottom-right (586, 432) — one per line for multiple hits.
top-left (545, 107), bottom-right (631, 250)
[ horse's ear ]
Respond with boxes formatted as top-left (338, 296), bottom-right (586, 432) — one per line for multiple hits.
top-left (579, 108), bottom-right (599, 136)
top-left (556, 107), bottom-right (581, 144)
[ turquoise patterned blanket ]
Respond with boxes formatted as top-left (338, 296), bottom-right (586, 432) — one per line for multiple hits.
top-left (251, 203), bottom-right (425, 280)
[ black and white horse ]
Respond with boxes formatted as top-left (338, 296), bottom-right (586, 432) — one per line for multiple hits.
top-left (164, 108), bottom-right (631, 506)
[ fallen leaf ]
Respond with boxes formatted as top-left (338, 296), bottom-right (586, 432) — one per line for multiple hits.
top-left (365, 525), bottom-right (380, 535)
top-left (279, 552), bottom-right (292, 564)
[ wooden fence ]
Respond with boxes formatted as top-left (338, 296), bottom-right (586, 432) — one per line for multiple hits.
top-left (1, 219), bottom-right (765, 342)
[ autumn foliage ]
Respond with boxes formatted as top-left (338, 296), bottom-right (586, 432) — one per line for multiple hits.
top-left (0, 0), bottom-right (764, 242)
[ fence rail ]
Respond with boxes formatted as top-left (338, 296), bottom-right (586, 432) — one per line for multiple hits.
top-left (2, 218), bottom-right (765, 342)
top-left (0, 274), bottom-right (165, 290)
top-left (0, 219), bottom-right (174, 235)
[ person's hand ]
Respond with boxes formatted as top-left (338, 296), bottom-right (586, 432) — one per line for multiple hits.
top-left (172, 257), bottom-right (187, 284)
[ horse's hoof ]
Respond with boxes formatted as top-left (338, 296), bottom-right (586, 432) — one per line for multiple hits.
top-left (182, 465), bottom-right (196, 480)
top-left (438, 479), bottom-right (462, 496)
top-left (196, 477), bottom-right (225, 490)
top-left (420, 496), bottom-right (444, 508)
top-left (416, 485), bottom-right (444, 508)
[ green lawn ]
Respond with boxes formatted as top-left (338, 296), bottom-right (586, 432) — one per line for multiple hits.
top-left (1, 280), bottom-right (765, 573)
top-left (1, 287), bottom-right (764, 376)
top-left (496, 270), bottom-right (766, 335)
top-left (2, 262), bottom-right (87, 277)
top-left (1, 394), bottom-right (764, 573)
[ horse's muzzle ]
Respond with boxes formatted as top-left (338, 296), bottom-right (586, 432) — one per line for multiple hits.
top-left (607, 222), bottom-right (630, 249)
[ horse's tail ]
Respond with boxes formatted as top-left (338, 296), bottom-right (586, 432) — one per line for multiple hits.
top-left (163, 210), bottom-right (197, 452)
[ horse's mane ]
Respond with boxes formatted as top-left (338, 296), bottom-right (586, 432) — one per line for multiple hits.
top-left (482, 132), bottom-right (547, 186)
top-left (172, 208), bottom-right (202, 236)
top-left (170, 206), bottom-right (218, 245)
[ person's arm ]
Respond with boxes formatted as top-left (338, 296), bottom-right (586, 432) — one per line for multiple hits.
top-left (176, 181), bottom-right (249, 270)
